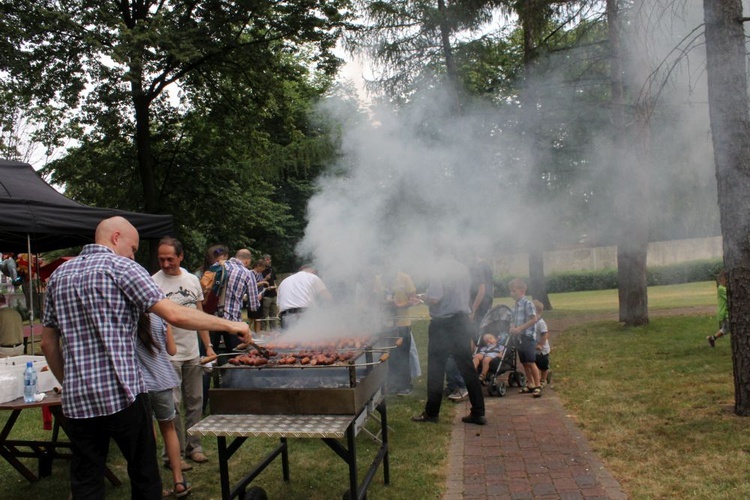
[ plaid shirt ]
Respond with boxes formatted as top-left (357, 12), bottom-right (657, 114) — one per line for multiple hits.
top-left (512, 296), bottom-right (537, 339)
top-left (42, 245), bottom-right (165, 419)
top-left (222, 258), bottom-right (259, 321)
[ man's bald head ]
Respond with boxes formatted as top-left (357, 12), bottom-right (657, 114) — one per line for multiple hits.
top-left (95, 216), bottom-right (140, 259)
top-left (235, 248), bottom-right (253, 268)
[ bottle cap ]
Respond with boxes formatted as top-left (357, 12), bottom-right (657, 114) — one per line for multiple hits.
top-left (26, 361), bottom-right (32, 367)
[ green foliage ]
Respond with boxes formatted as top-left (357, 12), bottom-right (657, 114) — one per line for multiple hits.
top-left (494, 258), bottom-right (724, 295)
top-left (0, 0), bottom-right (356, 268)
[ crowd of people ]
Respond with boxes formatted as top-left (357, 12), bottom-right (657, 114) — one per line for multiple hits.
top-left (39, 217), bottom-right (252, 498)
top-left (1, 215), bottom-right (563, 497)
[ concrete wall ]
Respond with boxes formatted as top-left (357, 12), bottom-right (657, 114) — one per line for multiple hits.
top-left (493, 236), bottom-right (722, 276)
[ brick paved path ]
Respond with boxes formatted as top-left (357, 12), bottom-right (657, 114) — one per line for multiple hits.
top-left (443, 385), bottom-right (627, 500)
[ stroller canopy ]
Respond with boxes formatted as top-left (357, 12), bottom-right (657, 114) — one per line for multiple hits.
top-left (479, 304), bottom-right (513, 336)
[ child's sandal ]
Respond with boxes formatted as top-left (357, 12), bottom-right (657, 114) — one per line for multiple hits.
top-left (174, 480), bottom-right (191, 498)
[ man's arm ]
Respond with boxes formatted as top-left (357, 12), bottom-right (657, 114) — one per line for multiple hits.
top-left (150, 298), bottom-right (251, 343)
top-left (470, 283), bottom-right (486, 319)
top-left (41, 326), bottom-right (64, 384)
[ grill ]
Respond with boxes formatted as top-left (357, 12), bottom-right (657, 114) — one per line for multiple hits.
top-left (189, 334), bottom-right (393, 500)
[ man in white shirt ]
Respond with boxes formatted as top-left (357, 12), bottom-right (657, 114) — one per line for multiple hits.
top-left (153, 237), bottom-right (216, 468)
top-left (277, 265), bottom-right (332, 329)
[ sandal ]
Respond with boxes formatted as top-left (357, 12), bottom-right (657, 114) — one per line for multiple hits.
top-left (162, 490), bottom-right (173, 498)
top-left (174, 480), bottom-right (192, 498)
top-left (519, 386), bottom-right (532, 394)
top-left (478, 374), bottom-right (486, 385)
top-left (532, 387), bottom-right (542, 398)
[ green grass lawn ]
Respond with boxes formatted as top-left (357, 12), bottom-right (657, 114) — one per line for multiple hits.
top-left (0, 281), bottom-right (736, 499)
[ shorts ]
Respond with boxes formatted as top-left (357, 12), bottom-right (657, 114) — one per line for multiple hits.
top-left (148, 388), bottom-right (176, 422)
top-left (517, 335), bottom-right (537, 364)
top-left (480, 351), bottom-right (499, 360)
top-left (535, 352), bottom-right (550, 371)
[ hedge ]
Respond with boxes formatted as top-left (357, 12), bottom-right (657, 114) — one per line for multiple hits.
top-left (493, 258), bottom-right (724, 296)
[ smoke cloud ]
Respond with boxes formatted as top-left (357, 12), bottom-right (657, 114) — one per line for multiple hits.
top-left (293, 2), bottom-right (720, 320)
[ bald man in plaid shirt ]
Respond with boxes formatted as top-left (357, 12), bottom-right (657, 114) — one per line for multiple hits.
top-left (41, 217), bottom-right (251, 499)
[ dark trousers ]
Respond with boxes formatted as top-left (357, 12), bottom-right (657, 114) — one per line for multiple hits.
top-left (210, 330), bottom-right (240, 354)
top-left (424, 313), bottom-right (485, 418)
top-left (62, 393), bottom-right (162, 499)
top-left (388, 326), bottom-right (412, 391)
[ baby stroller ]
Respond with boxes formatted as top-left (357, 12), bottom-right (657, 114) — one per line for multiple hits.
top-left (476, 304), bottom-right (526, 397)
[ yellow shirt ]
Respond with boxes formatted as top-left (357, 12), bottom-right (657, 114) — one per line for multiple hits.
top-left (389, 272), bottom-right (417, 327)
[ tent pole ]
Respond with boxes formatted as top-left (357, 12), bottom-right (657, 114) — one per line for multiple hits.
top-left (27, 234), bottom-right (35, 355)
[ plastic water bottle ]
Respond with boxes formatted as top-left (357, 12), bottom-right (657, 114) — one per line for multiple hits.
top-left (23, 361), bottom-right (38, 403)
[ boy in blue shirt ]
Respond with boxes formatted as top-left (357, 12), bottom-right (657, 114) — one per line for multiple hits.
top-left (509, 278), bottom-right (542, 397)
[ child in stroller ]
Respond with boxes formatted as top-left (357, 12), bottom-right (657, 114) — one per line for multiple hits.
top-left (476, 304), bottom-right (527, 397)
top-left (473, 333), bottom-right (505, 385)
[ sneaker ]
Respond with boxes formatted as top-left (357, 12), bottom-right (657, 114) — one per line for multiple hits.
top-left (707, 336), bottom-right (716, 348)
top-left (411, 412), bottom-right (439, 423)
top-left (461, 414), bottom-right (487, 425)
top-left (447, 388), bottom-right (469, 402)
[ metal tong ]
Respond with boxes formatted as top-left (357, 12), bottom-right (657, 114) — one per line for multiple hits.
top-left (235, 341), bottom-right (271, 359)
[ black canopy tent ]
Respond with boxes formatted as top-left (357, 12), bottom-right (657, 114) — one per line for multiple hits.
top-left (0, 159), bottom-right (174, 351)
top-left (0, 159), bottom-right (173, 252)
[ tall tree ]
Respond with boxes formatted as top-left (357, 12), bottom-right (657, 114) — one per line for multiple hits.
top-left (517, 0), bottom-right (554, 310)
top-left (0, 0), bottom-right (351, 215)
top-left (608, 0), bottom-right (649, 325)
top-left (348, 0), bottom-right (497, 104)
top-left (703, 0), bottom-right (750, 415)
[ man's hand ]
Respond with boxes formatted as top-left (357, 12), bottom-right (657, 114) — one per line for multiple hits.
top-left (232, 321), bottom-right (252, 344)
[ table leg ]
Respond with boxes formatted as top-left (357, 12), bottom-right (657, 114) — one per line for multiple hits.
top-left (346, 422), bottom-right (358, 499)
top-left (280, 437), bottom-right (289, 481)
top-left (218, 436), bottom-right (230, 500)
top-left (378, 401), bottom-right (390, 485)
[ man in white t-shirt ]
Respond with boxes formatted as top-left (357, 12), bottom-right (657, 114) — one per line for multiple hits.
top-left (277, 265), bottom-right (332, 329)
top-left (153, 237), bottom-right (216, 469)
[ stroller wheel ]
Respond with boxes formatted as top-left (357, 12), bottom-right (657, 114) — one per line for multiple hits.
top-left (489, 380), bottom-right (506, 397)
top-left (515, 371), bottom-right (526, 389)
top-left (508, 372), bottom-right (518, 387)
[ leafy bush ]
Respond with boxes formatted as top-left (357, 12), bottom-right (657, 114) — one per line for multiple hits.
top-left (493, 258), bottom-right (723, 295)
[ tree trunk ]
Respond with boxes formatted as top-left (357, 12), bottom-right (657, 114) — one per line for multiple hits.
top-left (528, 251), bottom-right (551, 310)
top-left (437, 0), bottom-right (462, 113)
top-left (610, 0), bottom-right (649, 326)
top-left (131, 49), bottom-right (161, 268)
top-left (703, 0), bottom-right (750, 415)
top-left (520, 0), bottom-right (552, 311)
